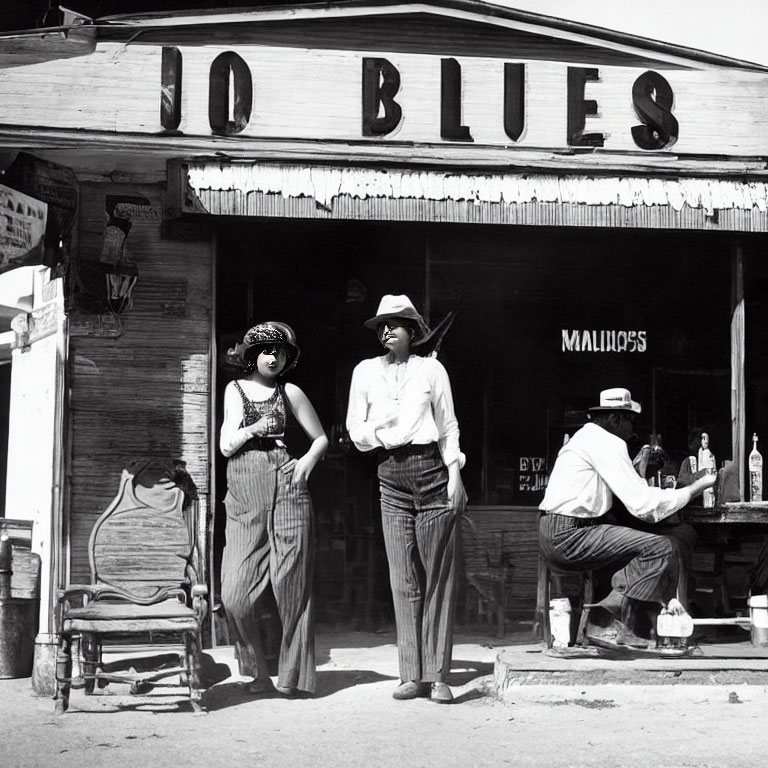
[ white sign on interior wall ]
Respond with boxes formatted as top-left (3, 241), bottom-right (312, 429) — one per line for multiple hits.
top-left (562, 329), bottom-right (648, 353)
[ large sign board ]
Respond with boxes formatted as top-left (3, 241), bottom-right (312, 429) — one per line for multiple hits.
top-left (0, 41), bottom-right (767, 157)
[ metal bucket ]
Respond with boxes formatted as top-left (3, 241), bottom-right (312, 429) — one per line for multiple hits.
top-left (749, 594), bottom-right (768, 648)
top-left (0, 597), bottom-right (38, 678)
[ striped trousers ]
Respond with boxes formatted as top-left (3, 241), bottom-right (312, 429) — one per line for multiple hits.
top-left (539, 511), bottom-right (695, 605)
top-left (378, 443), bottom-right (460, 684)
top-left (221, 446), bottom-right (315, 693)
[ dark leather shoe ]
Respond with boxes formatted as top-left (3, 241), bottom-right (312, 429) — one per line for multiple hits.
top-left (616, 626), bottom-right (651, 649)
top-left (392, 681), bottom-right (430, 700)
top-left (429, 682), bottom-right (454, 704)
top-left (585, 618), bottom-right (650, 650)
top-left (248, 678), bottom-right (277, 695)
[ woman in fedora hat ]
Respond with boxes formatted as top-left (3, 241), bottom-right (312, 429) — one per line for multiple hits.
top-left (220, 321), bottom-right (328, 696)
top-left (346, 294), bottom-right (466, 704)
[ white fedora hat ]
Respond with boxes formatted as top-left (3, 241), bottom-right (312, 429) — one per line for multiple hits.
top-left (588, 387), bottom-right (642, 414)
top-left (363, 294), bottom-right (430, 340)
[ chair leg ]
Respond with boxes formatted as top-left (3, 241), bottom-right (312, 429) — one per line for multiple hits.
top-left (576, 571), bottom-right (595, 646)
top-left (535, 555), bottom-right (554, 649)
top-left (185, 634), bottom-right (206, 715)
top-left (677, 554), bottom-right (690, 612)
top-left (83, 634), bottom-right (99, 695)
top-left (54, 633), bottom-right (72, 714)
top-left (534, 553), bottom-right (552, 646)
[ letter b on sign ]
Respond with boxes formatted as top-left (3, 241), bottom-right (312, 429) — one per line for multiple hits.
top-left (362, 58), bottom-right (402, 137)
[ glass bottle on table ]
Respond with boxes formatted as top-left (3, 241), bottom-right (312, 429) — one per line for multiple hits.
top-left (698, 432), bottom-right (716, 508)
top-left (749, 433), bottom-right (763, 502)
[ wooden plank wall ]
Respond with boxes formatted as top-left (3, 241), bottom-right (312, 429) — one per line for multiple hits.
top-left (67, 181), bottom-right (212, 585)
top-left (463, 506), bottom-right (540, 619)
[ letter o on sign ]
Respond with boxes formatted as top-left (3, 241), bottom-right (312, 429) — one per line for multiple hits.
top-left (209, 52), bottom-right (253, 135)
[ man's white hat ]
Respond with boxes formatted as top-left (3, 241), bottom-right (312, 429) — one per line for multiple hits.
top-left (588, 387), bottom-right (642, 414)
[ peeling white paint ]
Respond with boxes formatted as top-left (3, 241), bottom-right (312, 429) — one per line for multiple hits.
top-left (186, 163), bottom-right (768, 216)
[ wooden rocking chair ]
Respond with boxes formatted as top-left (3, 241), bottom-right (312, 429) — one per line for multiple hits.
top-left (54, 460), bottom-right (208, 713)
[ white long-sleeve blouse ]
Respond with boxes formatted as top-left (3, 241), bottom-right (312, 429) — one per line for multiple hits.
top-left (346, 354), bottom-right (465, 469)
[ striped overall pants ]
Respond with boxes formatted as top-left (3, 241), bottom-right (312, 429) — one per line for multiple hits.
top-left (378, 442), bottom-right (461, 684)
top-left (221, 444), bottom-right (315, 693)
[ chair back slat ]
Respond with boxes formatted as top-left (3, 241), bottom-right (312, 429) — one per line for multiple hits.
top-left (89, 466), bottom-right (195, 599)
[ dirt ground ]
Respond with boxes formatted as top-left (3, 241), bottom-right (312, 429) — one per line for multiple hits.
top-left (2, 628), bottom-right (768, 768)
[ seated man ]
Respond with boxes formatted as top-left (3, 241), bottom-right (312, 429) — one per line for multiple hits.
top-left (539, 387), bottom-right (716, 649)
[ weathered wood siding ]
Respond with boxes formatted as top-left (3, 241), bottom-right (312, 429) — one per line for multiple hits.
top-left (66, 182), bottom-right (212, 586)
top-left (463, 506), bottom-right (540, 619)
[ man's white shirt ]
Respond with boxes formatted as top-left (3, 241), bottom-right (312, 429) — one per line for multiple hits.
top-left (540, 422), bottom-right (691, 523)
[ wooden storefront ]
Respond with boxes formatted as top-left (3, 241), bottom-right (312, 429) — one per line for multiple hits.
top-left (1, 1), bottom-right (767, 673)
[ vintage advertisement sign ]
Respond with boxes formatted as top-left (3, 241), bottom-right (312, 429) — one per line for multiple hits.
top-left (2, 152), bottom-right (78, 247)
top-left (0, 185), bottom-right (48, 274)
top-left (518, 456), bottom-right (548, 493)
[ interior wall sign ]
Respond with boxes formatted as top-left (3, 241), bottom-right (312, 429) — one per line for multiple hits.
top-left (561, 329), bottom-right (648, 353)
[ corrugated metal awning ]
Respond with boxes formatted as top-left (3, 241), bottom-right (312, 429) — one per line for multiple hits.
top-left (182, 162), bottom-right (768, 232)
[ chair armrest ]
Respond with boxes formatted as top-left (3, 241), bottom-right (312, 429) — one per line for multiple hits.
top-left (58, 583), bottom-right (187, 606)
top-left (57, 584), bottom-right (105, 605)
top-left (56, 585), bottom-right (109, 628)
top-left (191, 583), bottom-right (208, 621)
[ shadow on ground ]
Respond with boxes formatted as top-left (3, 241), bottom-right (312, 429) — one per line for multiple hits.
top-left (202, 669), bottom-right (397, 710)
top-left (449, 659), bottom-right (495, 686)
top-left (313, 622), bottom-right (536, 663)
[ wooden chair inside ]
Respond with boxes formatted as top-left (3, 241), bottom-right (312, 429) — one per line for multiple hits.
top-left (461, 518), bottom-right (514, 638)
top-left (54, 460), bottom-right (208, 714)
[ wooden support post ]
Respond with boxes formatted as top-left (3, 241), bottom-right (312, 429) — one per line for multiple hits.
top-left (731, 246), bottom-right (745, 500)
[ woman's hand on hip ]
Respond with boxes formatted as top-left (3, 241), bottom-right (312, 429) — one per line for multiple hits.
top-left (282, 455), bottom-right (313, 486)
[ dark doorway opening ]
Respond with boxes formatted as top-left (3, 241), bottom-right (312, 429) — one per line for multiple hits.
top-left (213, 217), bottom-right (741, 625)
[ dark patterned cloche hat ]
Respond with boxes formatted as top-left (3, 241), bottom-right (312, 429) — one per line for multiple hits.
top-left (242, 321), bottom-right (300, 374)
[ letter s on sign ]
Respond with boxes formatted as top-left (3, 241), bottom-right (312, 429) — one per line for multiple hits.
top-left (631, 71), bottom-right (679, 150)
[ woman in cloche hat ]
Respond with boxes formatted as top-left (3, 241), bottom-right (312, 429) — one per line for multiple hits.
top-left (346, 294), bottom-right (466, 704)
top-left (219, 321), bottom-right (328, 696)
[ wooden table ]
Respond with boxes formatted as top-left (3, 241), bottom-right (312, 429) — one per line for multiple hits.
top-left (680, 502), bottom-right (768, 625)
top-left (682, 502), bottom-right (768, 526)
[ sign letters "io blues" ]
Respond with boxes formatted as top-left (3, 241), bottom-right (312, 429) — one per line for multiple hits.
top-left (160, 48), bottom-right (679, 150)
